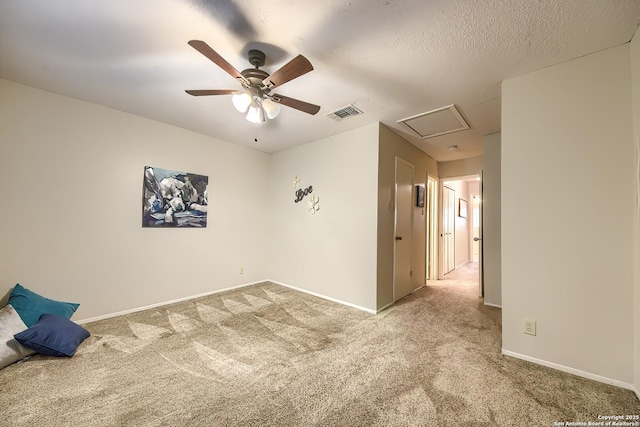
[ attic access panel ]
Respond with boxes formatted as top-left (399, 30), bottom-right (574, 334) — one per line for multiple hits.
top-left (398, 104), bottom-right (470, 139)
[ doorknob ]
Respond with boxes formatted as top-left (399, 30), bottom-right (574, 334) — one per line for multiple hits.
top-left (474, 237), bottom-right (481, 241)
top-left (395, 236), bottom-right (403, 241)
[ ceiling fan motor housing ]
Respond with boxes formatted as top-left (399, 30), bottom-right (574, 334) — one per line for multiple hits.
top-left (248, 49), bottom-right (266, 68)
top-left (239, 50), bottom-right (270, 97)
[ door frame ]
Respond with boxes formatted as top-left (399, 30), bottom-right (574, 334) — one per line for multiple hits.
top-left (439, 174), bottom-right (483, 284)
top-left (426, 174), bottom-right (438, 281)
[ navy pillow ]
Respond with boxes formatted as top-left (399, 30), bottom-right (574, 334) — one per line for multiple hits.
top-left (8, 284), bottom-right (79, 327)
top-left (14, 314), bottom-right (90, 357)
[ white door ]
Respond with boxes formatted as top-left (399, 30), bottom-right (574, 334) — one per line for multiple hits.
top-left (394, 157), bottom-right (414, 301)
top-left (426, 176), bottom-right (438, 281)
top-left (478, 172), bottom-right (484, 296)
top-left (442, 186), bottom-right (455, 275)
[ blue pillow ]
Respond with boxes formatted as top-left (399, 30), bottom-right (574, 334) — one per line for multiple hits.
top-left (14, 314), bottom-right (90, 357)
top-left (8, 284), bottom-right (79, 327)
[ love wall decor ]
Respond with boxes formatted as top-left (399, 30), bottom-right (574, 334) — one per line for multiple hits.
top-left (292, 175), bottom-right (320, 214)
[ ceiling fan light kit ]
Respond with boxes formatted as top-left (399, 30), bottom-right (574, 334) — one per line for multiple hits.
top-left (232, 92), bottom-right (252, 113)
top-left (246, 97), bottom-right (266, 124)
top-left (186, 41), bottom-right (319, 124)
top-left (262, 98), bottom-right (281, 119)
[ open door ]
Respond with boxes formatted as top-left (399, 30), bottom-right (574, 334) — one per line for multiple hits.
top-left (441, 185), bottom-right (455, 276)
top-left (474, 171), bottom-right (484, 297)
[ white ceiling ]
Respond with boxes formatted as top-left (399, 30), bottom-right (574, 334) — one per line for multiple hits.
top-left (1, 0), bottom-right (639, 162)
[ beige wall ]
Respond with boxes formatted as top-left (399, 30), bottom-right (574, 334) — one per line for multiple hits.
top-left (630, 27), bottom-right (640, 398)
top-left (0, 79), bottom-right (272, 321)
top-left (377, 124), bottom-right (438, 310)
top-left (0, 78), bottom-right (439, 318)
top-left (438, 156), bottom-right (482, 178)
top-left (482, 133), bottom-right (501, 307)
top-left (268, 124), bottom-right (380, 311)
top-left (502, 44), bottom-right (635, 386)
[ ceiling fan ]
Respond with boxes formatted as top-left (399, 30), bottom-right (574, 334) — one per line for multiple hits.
top-left (185, 40), bottom-right (320, 123)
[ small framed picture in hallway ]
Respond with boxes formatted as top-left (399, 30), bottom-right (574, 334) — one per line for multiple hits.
top-left (458, 198), bottom-right (467, 218)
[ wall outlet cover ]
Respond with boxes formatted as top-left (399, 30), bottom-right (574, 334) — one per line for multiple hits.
top-left (524, 319), bottom-right (537, 336)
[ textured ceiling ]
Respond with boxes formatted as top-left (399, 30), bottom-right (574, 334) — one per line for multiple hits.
top-left (1, 0), bottom-right (639, 161)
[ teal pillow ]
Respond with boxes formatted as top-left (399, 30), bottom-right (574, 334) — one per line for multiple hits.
top-left (14, 314), bottom-right (90, 357)
top-left (8, 284), bottom-right (79, 327)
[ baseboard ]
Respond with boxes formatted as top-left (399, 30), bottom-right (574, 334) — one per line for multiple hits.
top-left (269, 280), bottom-right (377, 314)
top-left (376, 301), bottom-right (395, 313)
top-left (77, 280), bottom-right (266, 324)
top-left (483, 302), bottom-right (502, 309)
top-left (502, 349), bottom-right (637, 392)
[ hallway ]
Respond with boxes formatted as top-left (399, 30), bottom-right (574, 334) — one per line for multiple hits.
top-left (442, 261), bottom-right (479, 282)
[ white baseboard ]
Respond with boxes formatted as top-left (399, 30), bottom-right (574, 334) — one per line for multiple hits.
top-left (376, 301), bottom-right (395, 313)
top-left (79, 279), bottom-right (376, 324)
top-left (268, 280), bottom-right (377, 314)
top-left (483, 302), bottom-right (502, 309)
top-left (502, 349), bottom-right (637, 393)
top-left (77, 280), bottom-right (266, 324)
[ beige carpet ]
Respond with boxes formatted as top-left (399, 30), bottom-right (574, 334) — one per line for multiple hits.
top-left (1, 270), bottom-right (638, 426)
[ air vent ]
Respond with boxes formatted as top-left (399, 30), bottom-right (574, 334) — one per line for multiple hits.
top-left (325, 104), bottom-right (363, 121)
top-left (397, 104), bottom-right (470, 139)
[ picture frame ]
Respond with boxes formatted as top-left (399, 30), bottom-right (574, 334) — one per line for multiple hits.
top-left (416, 185), bottom-right (425, 207)
top-left (458, 198), bottom-right (467, 218)
top-left (142, 165), bottom-right (208, 228)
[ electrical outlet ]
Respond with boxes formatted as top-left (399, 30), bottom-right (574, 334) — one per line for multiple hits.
top-left (523, 319), bottom-right (537, 336)
top-left (240, 267), bottom-right (245, 275)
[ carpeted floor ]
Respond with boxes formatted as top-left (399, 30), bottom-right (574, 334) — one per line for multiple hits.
top-left (1, 266), bottom-right (638, 426)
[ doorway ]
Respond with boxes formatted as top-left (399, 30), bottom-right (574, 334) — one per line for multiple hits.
top-left (439, 175), bottom-right (482, 293)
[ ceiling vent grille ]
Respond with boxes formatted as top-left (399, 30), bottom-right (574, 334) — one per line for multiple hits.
top-left (397, 104), bottom-right (470, 139)
top-left (325, 104), bottom-right (363, 121)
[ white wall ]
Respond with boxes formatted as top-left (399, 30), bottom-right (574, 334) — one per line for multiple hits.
top-left (482, 133), bottom-right (501, 307)
top-left (502, 45), bottom-right (635, 385)
top-left (268, 123), bottom-right (380, 311)
top-left (0, 79), bottom-right (272, 321)
top-left (630, 27), bottom-right (640, 397)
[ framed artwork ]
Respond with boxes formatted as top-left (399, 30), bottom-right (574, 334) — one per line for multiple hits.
top-left (458, 198), bottom-right (467, 218)
top-left (415, 185), bottom-right (425, 207)
top-left (142, 166), bottom-right (208, 228)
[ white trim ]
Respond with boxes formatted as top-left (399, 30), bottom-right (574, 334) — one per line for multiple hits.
top-left (376, 301), bottom-right (395, 313)
top-left (484, 302), bottom-right (502, 309)
top-left (76, 280), bottom-right (265, 324)
top-left (269, 280), bottom-right (377, 314)
top-left (78, 279), bottom-right (376, 324)
top-left (635, 387), bottom-right (640, 402)
top-left (502, 349), bottom-right (636, 392)
top-left (455, 259), bottom-right (471, 270)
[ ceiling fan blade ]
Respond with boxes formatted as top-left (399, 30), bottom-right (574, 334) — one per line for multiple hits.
top-left (185, 89), bottom-right (240, 96)
top-left (271, 94), bottom-right (320, 115)
top-left (263, 55), bottom-right (313, 89)
top-left (188, 40), bottom-right (248, 85)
